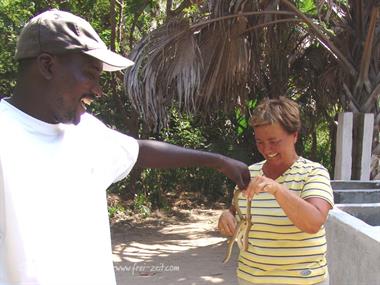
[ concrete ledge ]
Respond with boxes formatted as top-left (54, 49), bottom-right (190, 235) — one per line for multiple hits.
top-left (326, 208), bottom-right (380, 285)
top-left (332, 180), bottom-right (380, 203)
top-left (331, 180), bottom-right (380, 190)
top-left (333, 189), bottom-right (380, 203)
top-left (336, 203), bottom-right (380, 226)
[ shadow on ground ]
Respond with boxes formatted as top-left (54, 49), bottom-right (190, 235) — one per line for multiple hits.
top-left (111, 209), bottom-right (239, 285)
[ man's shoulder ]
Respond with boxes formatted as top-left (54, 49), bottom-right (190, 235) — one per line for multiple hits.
top-left (78, 113), bottom-right (138, 144)
top-left (0, 99), bottom-right (13, 121)
top-left (79, 112), bottom-right (106, 126)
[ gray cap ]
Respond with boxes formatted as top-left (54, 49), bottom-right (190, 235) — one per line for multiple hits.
top-left (15, 9), bottom-right (134, 72)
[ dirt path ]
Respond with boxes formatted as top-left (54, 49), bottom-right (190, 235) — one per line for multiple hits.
top-left (111, 209), bottom-right (239, 285)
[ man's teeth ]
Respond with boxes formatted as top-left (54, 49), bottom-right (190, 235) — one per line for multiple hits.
top-left (81, 97), bottom-right (93, 106)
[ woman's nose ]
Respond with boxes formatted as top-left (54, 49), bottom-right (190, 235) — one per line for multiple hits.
top-left (261, 143), bottom-right (271, 153)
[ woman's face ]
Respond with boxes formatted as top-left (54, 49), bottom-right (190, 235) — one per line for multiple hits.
top-left (254, 122), bottom-right (298, 166)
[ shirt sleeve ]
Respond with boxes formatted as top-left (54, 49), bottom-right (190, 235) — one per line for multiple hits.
top-left (0, 159), bottom-right (5, 243)
top-left (301, 165), bottom-right (334, 207)
top-left (80, 113), bottom-right (140, 184)
top-left (105, 128), bottom-right (139, 183)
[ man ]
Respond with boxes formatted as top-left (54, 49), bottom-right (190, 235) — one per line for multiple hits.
top-left (0, 9), bottom-right (249, 285)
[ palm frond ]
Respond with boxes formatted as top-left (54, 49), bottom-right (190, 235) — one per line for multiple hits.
top-left (124, 18), bottom-right (201, 130)
top-left (196, 15), bottom-right (250, 111)
top-left (124, 0), bottom-right (380, 130)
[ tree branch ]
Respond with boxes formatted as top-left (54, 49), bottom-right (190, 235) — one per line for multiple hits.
top-left (110, 0), bottom-right (116, 51)
top-left (167, 0), bottom-right (193, 18)
top-left (241, 18), bottom-right (301, 35)
top-left (354, 7), bottom-right (379, 99)
top-left (279, 0), bottom-right (357, 78)
top-left (343, 83), bottom-right (360, 112)
top-left (190, 10), bottom-right (295, 30)
top-left (362, 82), bottom-right (380, 112)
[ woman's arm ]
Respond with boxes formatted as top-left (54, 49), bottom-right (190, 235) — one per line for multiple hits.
top-left (246, 176), bottom-right (332, 234)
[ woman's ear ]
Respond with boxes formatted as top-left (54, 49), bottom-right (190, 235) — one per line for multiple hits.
top-left (293, 132), bottom-right (298, 143)
top-left (36, 53), bottom-right (55, 80)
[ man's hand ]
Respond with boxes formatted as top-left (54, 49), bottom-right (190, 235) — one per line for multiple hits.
top-left (217, 156), bottom-right (250, 190)
top-left (218, 210), bottom-right (237, 237)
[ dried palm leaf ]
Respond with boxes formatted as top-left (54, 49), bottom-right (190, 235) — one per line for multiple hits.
top-left (124, 18), bottom-right (201, 130)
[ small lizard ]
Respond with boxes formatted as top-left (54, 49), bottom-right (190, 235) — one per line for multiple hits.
top-left (223, 189), bottom-right (252, 263)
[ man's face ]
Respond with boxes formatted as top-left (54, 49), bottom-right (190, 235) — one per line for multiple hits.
top-left (48, 52), bottom-right (103, 125)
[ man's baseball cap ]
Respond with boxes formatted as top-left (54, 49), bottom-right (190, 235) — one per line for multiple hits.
top-left (15, 9), bottom-right (134, 72)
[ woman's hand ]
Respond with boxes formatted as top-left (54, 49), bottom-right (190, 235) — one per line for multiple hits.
top-left (245, 175), bottom-right (283, 199)
top-left (218, 210), bottom-right (237, 237)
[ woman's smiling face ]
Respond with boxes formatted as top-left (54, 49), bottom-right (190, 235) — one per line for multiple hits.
top-left (254, 122), bottom-right (298, 167)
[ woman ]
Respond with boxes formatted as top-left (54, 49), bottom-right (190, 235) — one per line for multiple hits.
top-left (218, 97), bottom-right (334, 285)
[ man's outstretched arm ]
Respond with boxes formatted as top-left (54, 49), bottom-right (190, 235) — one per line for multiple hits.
top-left (135, 140), bottom-right (250, 189)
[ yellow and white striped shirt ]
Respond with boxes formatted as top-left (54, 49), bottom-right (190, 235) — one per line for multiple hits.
top-left (236, 157), bottom-right (334, 285)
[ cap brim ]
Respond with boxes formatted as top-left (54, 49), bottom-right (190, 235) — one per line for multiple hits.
top-left (83, 49), bottom-right (134, 72)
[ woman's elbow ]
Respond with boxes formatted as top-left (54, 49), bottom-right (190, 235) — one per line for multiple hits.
top-left (304, 225), bottom-right (322, 234)
top-left (302, 218), bottom-right (326, 234)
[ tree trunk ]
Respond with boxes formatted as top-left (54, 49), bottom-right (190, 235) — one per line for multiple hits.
top-left (311, 130), bottom-right (317, 161)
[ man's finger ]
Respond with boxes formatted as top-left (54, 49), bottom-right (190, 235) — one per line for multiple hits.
top-left (244, 174), bottom-right (250, 188)
top-left (240, 172), bottom-right (250, 189)
top-left (236, 177), bottom-right (244, 190)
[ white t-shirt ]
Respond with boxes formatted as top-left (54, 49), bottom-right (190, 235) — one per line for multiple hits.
top-left (0, 99), bottom-right (139, 285)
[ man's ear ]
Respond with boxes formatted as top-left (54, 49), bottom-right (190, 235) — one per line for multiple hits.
top-left (36, 53), bottom-right (56, 80)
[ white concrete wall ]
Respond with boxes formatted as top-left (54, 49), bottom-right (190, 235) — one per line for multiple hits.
top-left (326, 208), bottom-right (380, 285)
top-left (333, 112), bottom-right (374, 180)
top-left (359, 113), bottom-right (374, 180)
top-left (334, 113), bottom-right (353, 180)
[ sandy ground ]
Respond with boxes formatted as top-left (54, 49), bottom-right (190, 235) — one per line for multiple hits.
top-left (111, 209), bottom-right (239, 285)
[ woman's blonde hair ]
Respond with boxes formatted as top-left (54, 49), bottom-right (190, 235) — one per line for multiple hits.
top-left (249, 97), bottom-right (301, 133)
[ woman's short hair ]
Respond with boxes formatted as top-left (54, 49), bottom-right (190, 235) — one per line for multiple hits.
top-left (249, 97), bottom-right (301, 133)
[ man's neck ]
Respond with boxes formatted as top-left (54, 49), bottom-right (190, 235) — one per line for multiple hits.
top-left (8, 86), bottom-right (46, 121)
